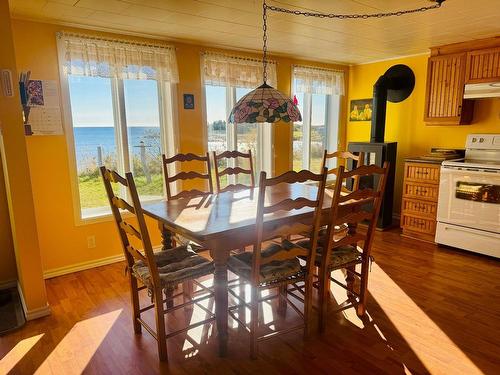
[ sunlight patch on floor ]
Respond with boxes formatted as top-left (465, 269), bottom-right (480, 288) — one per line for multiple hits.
top-left (34, 309), bottom-right (122, 375)
top-left (182, 301), bottom-right (214, 356)
top-left (370, 263), bottom-right (484, 375)
top-left (0, 334), bottom-right (44, 374)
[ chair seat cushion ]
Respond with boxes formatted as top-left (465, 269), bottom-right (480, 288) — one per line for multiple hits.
top-left (290, 239), bottom-right (361, 269)
top-left (228, 243), bottom-right (302, 285)
top-left (132, 245), bottom-right (214, 290)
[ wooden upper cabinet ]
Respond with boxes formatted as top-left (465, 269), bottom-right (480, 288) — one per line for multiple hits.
top-left (424, 53), bottom-right (474, 125)
top-left (465, 47), bottom-right (500, 83)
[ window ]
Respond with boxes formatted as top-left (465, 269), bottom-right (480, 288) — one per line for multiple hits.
top-left (58, 33), bottom-right (179, 220)
top-left (202, 52), bottom-right (275, 182)
top-left (292, 66), bottom-right (344, 173)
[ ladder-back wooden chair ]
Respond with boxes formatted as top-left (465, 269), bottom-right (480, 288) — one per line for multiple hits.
top-left (212, 150), bottom-right (255, 193)
top-left (162, 152), bottom-right (214, 248)
top-left (227, 168), bottom-right (327, 358)
top-left (320, 150), bottom-right (365, 240)
top-left (321, 150), bottom-right (365, 189)
top-left (162, 152), bottom-right (214, 200)
top-left (316, 162), bottom-right (389, 331)
top-left (100, 166), bottom-right (215, 362)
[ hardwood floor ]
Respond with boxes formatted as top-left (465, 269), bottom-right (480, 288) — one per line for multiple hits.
top-left (1, 229), bottom-right (499, 374)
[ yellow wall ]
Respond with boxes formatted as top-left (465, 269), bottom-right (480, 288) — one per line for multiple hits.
top-left (10, 19), bottom-right (348, 274)
top-left (0, 0), bottom-right (47, 313)
top-left (0, 152), bottom-right (16, 285)
top-left (347, 54), bottom-right (500, 213)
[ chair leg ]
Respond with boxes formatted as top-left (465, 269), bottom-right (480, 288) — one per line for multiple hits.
top-left (318, 265), bottom-right (330, 333)
top-left (357, 259), bottom-right (370, 317)
top-left (165, 288), bottom-right (174, 309)
top-left (250, 287), bottom-right (259, 359)
top-left (154, 287), bottom-right (168, 362)
top-left (303, 275), bottom-right (314, 339)
top-left (278, 285), bottom-right (287, 316)
top-left (129, 274), bottom-right (142, 334)
top-left (346, 265), bottom-right (355, 298)
top-left (182, 280), bottom-right (193, 306)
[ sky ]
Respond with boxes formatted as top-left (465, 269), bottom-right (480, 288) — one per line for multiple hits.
top-left (68, 77), bottom-right (326, 127)
top-left (68, 76), bottom-right (160, 127)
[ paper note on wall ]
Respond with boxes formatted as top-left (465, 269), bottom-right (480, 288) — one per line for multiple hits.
top-left (27, 80), bottom-right (63, 135)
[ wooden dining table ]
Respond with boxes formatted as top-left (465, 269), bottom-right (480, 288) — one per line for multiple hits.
top-left (141, 183), bottom-right (344, 357)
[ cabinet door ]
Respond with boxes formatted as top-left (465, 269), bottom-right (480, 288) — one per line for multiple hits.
top-left (465, 47), bottom-right (500, 83)
top-left (424, 53), bottom-right (473, 124)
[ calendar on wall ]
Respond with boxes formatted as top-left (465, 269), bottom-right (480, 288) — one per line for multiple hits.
top-left (25, 79), bottom-right (64, 135)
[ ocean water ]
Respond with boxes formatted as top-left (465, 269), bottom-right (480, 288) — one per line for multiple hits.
top-left (74, 126), bottom-right (161, 171)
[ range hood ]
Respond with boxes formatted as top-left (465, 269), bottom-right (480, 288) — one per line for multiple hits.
top-left (464, 81), bottom-right (500, 99)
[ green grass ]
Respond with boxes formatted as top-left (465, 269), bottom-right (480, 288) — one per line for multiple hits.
top-left (78, 173), bottom-right (163, 209)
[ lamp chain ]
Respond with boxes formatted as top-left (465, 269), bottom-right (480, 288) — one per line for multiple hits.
top-left (260, 0), bottom-right (445, 84)
top-left (262, 0), bottom-right (268, 84)
top-left (264, 0), bottom-right (445, 20)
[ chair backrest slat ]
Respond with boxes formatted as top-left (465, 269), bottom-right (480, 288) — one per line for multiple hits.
top-left (120, 221), bottom-right (142, 240)
top-left (100, 166), bottom-right (161, 288)
top-left (263, 197), bottom-right (318, 214)
top-left (162, 153), bottom-right (213, 200)
top-left (321, 162), bottom-right (389, 268)
top-left (251, 168), bottom-right (327, 284)
top-left (338, 187), bottom-right (380, 203)
top-left (263, 222), bottom-right (312, 242)
top-left (218, 166), bottom-right (252, 176)
top-left (112, 196), bottom-right (135, 213)
top-left (213, 150), bottom-right (255, 193)
top-left (322, 150), bottom-right (365, 190)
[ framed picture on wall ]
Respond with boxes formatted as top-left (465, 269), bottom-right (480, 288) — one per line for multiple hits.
top-left (349, 98), bottom-right (373, 122)
top-left (183, 93), bottom-right (194, 109)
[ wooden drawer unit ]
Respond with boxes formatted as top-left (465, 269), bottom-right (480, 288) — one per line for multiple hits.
top-left (403, 182), bottom-right (439, 201)
top-left (404, 162), bottom-right (440, 184)
top-left (401, 215), bottom-right (437, 242)
top-left (401, 161), bottom-right (441, 242)
top-left (401, 198), bottom-right (437, 219)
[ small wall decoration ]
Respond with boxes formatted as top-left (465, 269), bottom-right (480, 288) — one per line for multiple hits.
top-left (349, 98), bottom-right (373, 122)
top-left (183, 94), bottom-right (194, 109)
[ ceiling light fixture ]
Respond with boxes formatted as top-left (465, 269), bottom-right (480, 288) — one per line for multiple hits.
top-left (229, 0), bottom-right (446, 125)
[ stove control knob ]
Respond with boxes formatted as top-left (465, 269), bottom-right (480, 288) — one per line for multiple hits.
top-left (472, 137), bottom-right (477, 142)
top-left (479, 138), bottom-right (484, 143)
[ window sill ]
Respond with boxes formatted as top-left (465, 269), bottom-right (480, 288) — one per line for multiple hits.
top-left (75, 196), bottom-right (165, 226)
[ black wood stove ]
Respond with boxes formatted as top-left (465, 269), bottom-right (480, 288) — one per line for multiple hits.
top-left (347, 64), bottom-right (415, 229)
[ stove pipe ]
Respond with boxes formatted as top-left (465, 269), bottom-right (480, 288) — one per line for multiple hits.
top-left (371, 75), bottom-right (388, 143)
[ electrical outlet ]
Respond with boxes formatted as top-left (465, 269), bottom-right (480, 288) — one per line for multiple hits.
top-left (87, 235), bottom-right (96, 249)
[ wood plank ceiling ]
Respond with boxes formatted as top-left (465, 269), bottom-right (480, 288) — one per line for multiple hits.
top-left (8, 0), bottom-right (500, 64)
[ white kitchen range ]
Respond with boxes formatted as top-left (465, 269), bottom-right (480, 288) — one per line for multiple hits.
top-left (436, 134), bottom-right (500, 258)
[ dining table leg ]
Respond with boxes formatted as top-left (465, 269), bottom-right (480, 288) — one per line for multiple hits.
top-left (211, 248), bottom-right (230, 357)
top-left (158, 221), bottom-right (174, 250)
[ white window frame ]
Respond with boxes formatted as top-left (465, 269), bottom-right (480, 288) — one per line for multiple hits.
top-left (203, 84), bottom-right (274, 181)
top-left (57, 38), bottom-right (178, 225)
top-left (292, 92), bottom-right (341, 171)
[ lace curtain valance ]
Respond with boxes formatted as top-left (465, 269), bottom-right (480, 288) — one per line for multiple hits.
top-left (293, 65), bottom-right (344, 96)
top-left (58, 32), bottom-right (179, 83)
top-left (202, 51), bottom-right (277, 88)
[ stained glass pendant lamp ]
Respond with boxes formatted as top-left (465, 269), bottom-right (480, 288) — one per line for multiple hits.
top-left (228, 1), bottom-right (301, 124)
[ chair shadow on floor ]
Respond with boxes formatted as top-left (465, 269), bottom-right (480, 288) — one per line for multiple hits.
top-left (0, 262), bottom-right (436, 374)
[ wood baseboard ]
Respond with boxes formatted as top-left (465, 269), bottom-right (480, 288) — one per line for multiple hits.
top-left (43, 253), bottom-right (125, 279)
top-left (17, 281), bottom-right (51, 321)
top-left (43, 246), bottom-right (163, 279)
